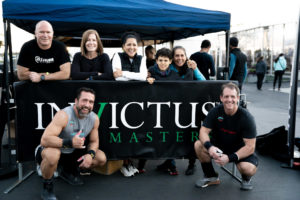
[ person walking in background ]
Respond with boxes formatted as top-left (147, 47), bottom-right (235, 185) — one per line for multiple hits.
top-left (71, 29), bottom-right (113, 80)
top-left (273, 53), bottom-right (287, 91)
top-left (255, 56), bottom-right (267, 90)
top-left (190, 40), bottom-right (215, 80)
top-left (229, 37), bottom-right (247, 92)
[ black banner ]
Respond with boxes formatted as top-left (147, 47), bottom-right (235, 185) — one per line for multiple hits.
top-left (14, 80), bottom-right (227, 161)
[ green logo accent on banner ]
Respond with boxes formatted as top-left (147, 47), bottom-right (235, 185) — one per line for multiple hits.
top-left (110, 132), bottom-right (121, 143)
top-left (129, 132), bottom-right (138, 143)
top-left (97, 102), bottom-right (108, 119)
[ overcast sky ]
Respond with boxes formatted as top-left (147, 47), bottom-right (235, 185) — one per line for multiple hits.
top-left (1, 0), bottom-right (300, 52)
top-left (167, 0), bottom-right (300, 31)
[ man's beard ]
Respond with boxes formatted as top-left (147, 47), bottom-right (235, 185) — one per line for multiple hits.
top-left (76, 105), bottom-right (91, 118)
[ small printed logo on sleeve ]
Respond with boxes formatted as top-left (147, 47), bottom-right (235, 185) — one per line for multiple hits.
top-left (71, 132), bottom-right (85, 137)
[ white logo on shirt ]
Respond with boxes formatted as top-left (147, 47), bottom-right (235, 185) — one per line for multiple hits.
top-left (35, 56), bottom-right (54, 64)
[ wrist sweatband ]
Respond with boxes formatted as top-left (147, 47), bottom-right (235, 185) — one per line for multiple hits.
top-left (204, 141), bottom-right (213, 150)
top-left (62, 139), bottom-right (72, 148)
top-left (228, 153), bottom-right (239, 162)
top-left (87, 150), bottom-right (96, 159)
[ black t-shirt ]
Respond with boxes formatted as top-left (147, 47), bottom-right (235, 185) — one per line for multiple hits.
top-left (146, 59), bottom-right (156, 69)
top-left (17, 39), bottom-right (70, 73)
top-left (71, 52), bottom-right (113, 80)
top-left (203, 104), bottom-right (257, 154)
top-left (190, 52), bottom-right (215, 80)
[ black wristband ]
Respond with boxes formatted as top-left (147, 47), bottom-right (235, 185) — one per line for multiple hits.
top-left (228, 153), bottom-right (239, 162)
top-left (62, 138), bottom-right (72, 148)
top-left (204, 141), bottom-right (213, 150)
top-left (87, 150), bottom-right (96, 159)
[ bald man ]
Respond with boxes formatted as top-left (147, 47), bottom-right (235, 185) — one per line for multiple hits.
top-left (17, 20), bottom-right (70, 82)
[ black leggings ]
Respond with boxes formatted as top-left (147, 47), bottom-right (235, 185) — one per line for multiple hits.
top-left (256, 73), bottom-right (265, 90)
top-left (273, 70), bottom-right (284, 89)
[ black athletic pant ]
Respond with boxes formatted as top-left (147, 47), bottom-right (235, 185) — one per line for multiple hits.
top-left (256, 73), bottom-right (265, 90)
top-left (273, 70), bottom-right (284, 89)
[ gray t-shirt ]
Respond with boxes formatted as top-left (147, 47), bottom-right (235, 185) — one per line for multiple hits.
top-left (59, 106), bottom-right (97, 153)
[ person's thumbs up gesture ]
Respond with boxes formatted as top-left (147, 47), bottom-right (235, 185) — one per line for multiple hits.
top-left (72, 130), bottom-right (86, 149)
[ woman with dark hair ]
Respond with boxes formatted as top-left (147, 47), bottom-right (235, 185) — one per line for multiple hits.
top-left (255, 56), bottom-right (267, 90)
top-left (171, 46), bottom-right (205, 81)
top-left (111, 32), bottom-right (147, 177)
top-left (155, 46), bottom-right (206, 176)
top-left (273, 53), bottom-right (286, 91)
top-left (71, 29), bottom-right (113, 80)
top-left (112, 32), bottom-right (147, 81)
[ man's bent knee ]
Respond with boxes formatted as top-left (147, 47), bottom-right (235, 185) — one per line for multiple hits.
top-left (237, 162), bottom-right (257, 176)
top-left (194, 140), bottom-right (211, 162)
top-left (94, 150), bottom-right (107, 167)
top-left (194, 140), bottom-right (202, 152)
top-left (42, 147), bottom-right (61, 167)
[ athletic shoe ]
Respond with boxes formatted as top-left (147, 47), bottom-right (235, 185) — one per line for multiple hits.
top-left (168, 163), bottom-right (179, 176)
top-left (58, 167), bottom-right (83, 186)
top-left (120, 166), bottom-right (134, 177)
top-left (156, 161), bottom-right (170, 172)
top-left (35, 145), bottom-right (58, 178)
top-left (168, 168), bottom-right (179, 176)
top-left (240, 179), bottom-right (253, 190)
top-left (138, 168), bottom-right (146, 174)
top-left (128, 163), bottom-right (139, 175)
top-left (195, 176), bottom-right (220, 188)
top-left (157, 160), bottom-right (178, 175)
top-left (41, 178), bottom-right (57, 200)
top-left (185, 164), bottom-right (195, 175)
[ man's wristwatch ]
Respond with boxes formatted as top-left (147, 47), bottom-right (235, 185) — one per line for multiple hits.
top-left (40, 75), bottom-right (45, 81)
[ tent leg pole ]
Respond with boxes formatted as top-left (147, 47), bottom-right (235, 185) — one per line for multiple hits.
top-left (7, 22), bottom-right (15, 87)
top-left (225, 30), bottom-right (230, 79)
top-left (3, 162), bottom-right (35, 194)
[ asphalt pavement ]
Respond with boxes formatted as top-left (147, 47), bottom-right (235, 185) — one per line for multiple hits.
top-left (243, 80), bottom-right (300, 138)
top-left (0, 80), bottom-right (299, 200)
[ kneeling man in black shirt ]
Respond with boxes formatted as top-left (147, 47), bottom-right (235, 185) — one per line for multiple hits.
top-left (194, 82), bottom-right (258, 190)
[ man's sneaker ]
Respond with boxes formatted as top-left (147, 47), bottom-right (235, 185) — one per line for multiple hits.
top-left (35, 145), bottom-right (42, 177)
top-left (195, 176), bottom-right (220, 188)
top-left (41, 178), bottom-right (57, 200)
top-left (36, 164), bottom-right (42, 177)
top-left (128, 164), bottom-right (139, 175)
top-left (58, 167), bottom-right (83, 186)
top-left (185, 164), bottom-right (195, 176)
top-left (120, 166), bottom-right (134, 177)
top-left (240, 179), bottom-right (253, 190)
